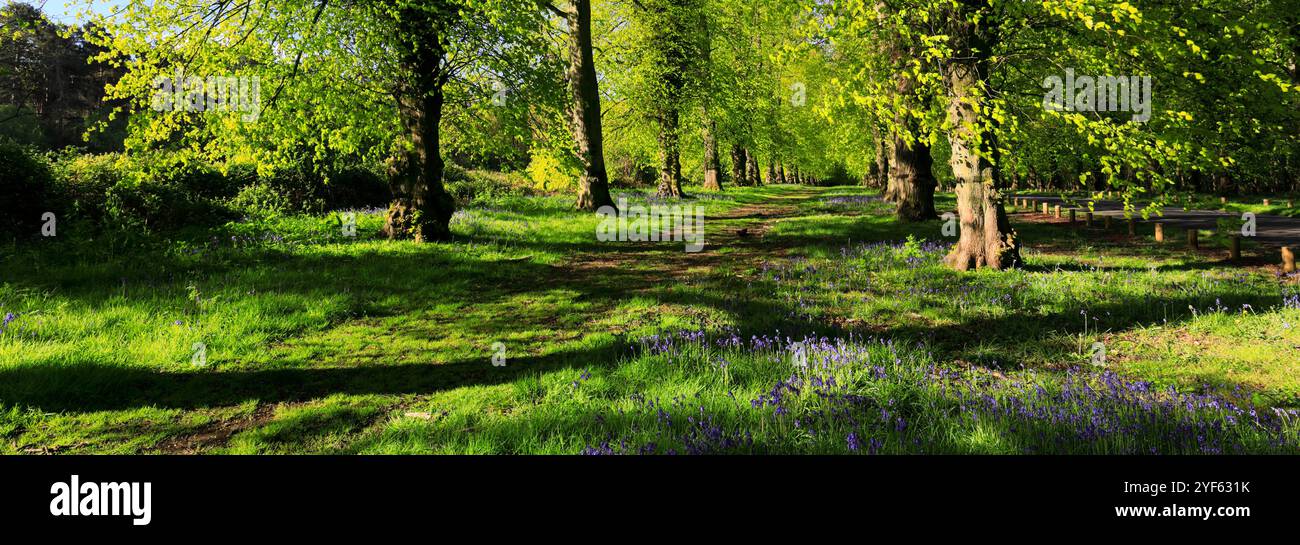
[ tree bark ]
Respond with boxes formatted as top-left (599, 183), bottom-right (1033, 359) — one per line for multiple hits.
top-left (746, 149), bottom-right (761, 185)
top-left (702, 119), bottom-right (722, 191)
top-left (943, 1), bottom-right (1021, 270)
top-left (866, 130), bottom-right (889, 188)
top-left (885, 53), bottom-right (935, 217)
top-left (730, 144), bottom-right (748, 187)
top-left (565, 0), bottom-right (615, 211)
top-left (656, 107), bottom-right (683, 197)
top-left (383, 11), bottom-right (455, 242)
top-left (890, 134), bottom-right (937, 221)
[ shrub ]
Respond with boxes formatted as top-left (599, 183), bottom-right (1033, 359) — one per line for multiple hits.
top-left (524, 146), bottom-right (579, 193)
top-left (445, 167), bottom-right (533, 206)
top-left (103, 176), bottom-right (227, 232)
top-left (49, 152), bottom-right (236, 233)
top-left (0, 139), bottom-right (53, 237)
top-left (229, 181), bottom-right (292, 219)
top-left (140, 153), bottom-right (241, 201)
top-left (323, 165), bottom-right (389, 210)
top-left (47, 152), bottom-right (124, 227)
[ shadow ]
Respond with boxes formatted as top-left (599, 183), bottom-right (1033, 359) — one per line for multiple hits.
top-left (0, 184), bottom-right (1288, 423)
top-left (0, 344), bottom-right (623, 413)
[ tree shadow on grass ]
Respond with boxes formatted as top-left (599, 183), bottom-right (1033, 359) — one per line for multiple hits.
top-left (0, 236), bottom-right (831, 415)
top-left (0, 344), bottom-right (622, 414)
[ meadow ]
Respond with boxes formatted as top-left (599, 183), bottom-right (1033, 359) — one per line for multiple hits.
top-left (2, 184), bottom-right (1297, 454)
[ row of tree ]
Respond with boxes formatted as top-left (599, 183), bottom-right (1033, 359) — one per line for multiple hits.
top-left (0, 2), bottom-right (124, 150)
top-left (14, 0), bottom-right (1300, 271)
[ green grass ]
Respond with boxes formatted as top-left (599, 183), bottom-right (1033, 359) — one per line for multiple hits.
top-left (1, 184), bottom-right (1298, 454)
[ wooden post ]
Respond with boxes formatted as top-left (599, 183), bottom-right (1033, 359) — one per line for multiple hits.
top-left (1187, 228), bottom-right (1198, 250)
top-left (1263, 199), bottom-right (1271, 206)
top-left (1042, 203), bottom-right (1049, 215)
top-left (1155, 222), bottom-right (1164, 243)
top-left (1054, 205), bottom-right (1061, 219)
top-left (1068, 209), bottom-right (1076, 224)
top-left (1127, 217), bottom-right (1135, 236)
top-left (1228, 236), bottom-right (1240, 261)
top-left (1284, 247), bottom-right (1296, 273)
top-left (1085, 212), bottom-right (1093, 227)
top-left (1220, 196), bottom-right (1227, 204)
top-left (1104, 215), bottom-right (1112, 230)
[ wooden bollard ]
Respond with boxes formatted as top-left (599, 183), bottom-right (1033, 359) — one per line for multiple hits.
top-left (1086, 212), bottom-right (1093, 227)
top-left (1220, 196), bottom-right (1227, 204)
top-left (1228, 235), bottom-right (1240, 261)
top-left (1054, 205), bottom-right (1061, 219)
top-left (1104, 215), bottom-right (1111, 230)
top-left (1069, 209), bottom-right (1076, 224)
top-left (1188, 228), bottom-right (1198, 250)
top-left (1288, 199), bottom-right (1293, 208)
top-left (1042, 203), bottom-right (1049, 215)
top-left (1284, 247), bottom-right (1296, 273)
top-left (1263, 199), bottom-right (1271, 206)
top-left (1127, 217), bottom-right (1135, 235)
top-left (1155, 222), bottom-right (1164, 242)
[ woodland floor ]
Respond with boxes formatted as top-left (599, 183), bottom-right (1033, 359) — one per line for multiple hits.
top-left (2, 184), bottom-right (1298, 454)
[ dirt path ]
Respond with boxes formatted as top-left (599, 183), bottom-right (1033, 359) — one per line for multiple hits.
top-left (563, 186), bottom-right (823, 284)
top-left (154, 186), bottom-right (830, 454)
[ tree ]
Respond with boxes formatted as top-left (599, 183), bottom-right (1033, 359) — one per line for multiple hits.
top-left (558, 0), bottom-right (616, 210)
top-left (942, 0), bottom-right (1019, 269)
top-left (84, 0), bottom-right (549, 242)
top-left (0, 3), bottom-right (124, 150)
top-left (637, 0), bottom-right (702, 198)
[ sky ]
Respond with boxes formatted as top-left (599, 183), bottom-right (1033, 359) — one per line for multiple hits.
top-left (22, 0), bottom-right (123, 24)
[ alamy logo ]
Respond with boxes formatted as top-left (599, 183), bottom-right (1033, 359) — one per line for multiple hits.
top-left (49, 475), bottom-right (152, 526)
top-left (151, 69), bottom-right (261, 122)
top-left (596, 196), bottom-right (705, 252)
top-left (1043, 68), bottom-right (1152, 123)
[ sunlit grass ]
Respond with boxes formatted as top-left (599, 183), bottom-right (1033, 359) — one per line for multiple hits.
top-left (1, 185), bottom-right (1297, 454)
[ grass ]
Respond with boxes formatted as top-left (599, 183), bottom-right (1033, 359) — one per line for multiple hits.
top-left (1, 184), bottom-right (1298, 454)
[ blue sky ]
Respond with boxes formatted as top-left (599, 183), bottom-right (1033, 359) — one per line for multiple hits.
top-left (22, 0), bottom-right (123, 23)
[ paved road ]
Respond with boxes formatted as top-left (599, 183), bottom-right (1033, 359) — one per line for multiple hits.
top-left (1018, 195), bottom-right (1300, 249)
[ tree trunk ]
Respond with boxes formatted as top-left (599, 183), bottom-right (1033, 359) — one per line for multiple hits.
top-left (730, 144), bottom-right (747, 186)
top-left (867, 131), bottom-right (889, 188)
top-left (885, 67), bottom-right (935, 216)
top-left (656, 107), bottom-right (683, 197)
top-left (384, 14), bottom-right (455, 243)
top-left (890, 135), bottom-right (938, 221)
top-left (746, 149), bottom-right (760, 185)
top-left (777, 163), bottom-right (787, 184)
top-left (565, 0), bottom-right (615, 211)
top-left (702, 119), bottom-right (722, 191)
top-left (943, 2), bottom-right (1021, 271)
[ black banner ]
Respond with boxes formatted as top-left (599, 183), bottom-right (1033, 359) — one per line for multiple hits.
top-left (0, 455), bottom-right (1289, 535)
